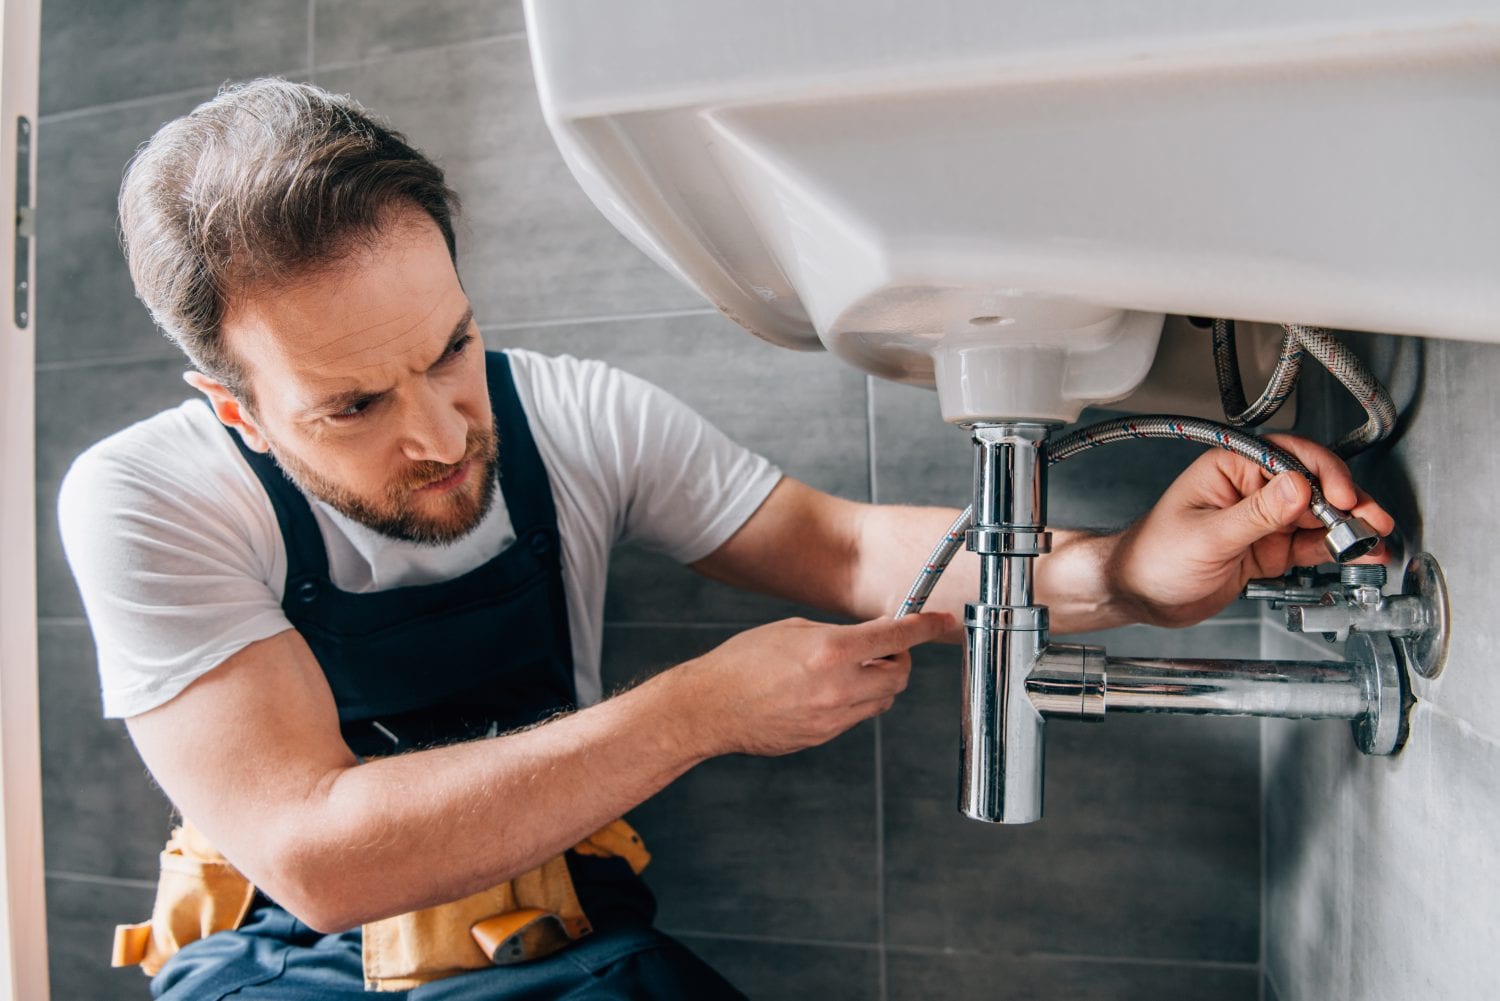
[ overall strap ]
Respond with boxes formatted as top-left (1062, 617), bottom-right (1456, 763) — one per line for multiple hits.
top-left (485, 350), bottom-right (559, 540)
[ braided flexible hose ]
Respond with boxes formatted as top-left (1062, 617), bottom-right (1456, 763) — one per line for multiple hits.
top-left (894, 508), bottom-right (971, 619)
top-left (1047, 415), bottom-right (1323, 497)
top-left (894, 416), bottom-right (1338, 618)
top-left (1282, 325), bottom-right (1397, 458)
top-left (1211, 319), bottom-right (1304, 427)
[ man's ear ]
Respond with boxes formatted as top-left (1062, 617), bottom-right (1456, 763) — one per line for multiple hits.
top-left (183, 371), bottom-right (270, 453)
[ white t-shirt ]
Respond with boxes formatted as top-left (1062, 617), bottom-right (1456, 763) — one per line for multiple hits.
top-left (59, 350), bottom-right (782, 719)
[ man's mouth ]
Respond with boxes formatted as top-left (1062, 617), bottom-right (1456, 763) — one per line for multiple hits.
top-left (416, 460), bottom-right (470, 494)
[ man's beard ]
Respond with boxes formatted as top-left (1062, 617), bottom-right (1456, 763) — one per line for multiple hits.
top-left (271, 424), bottom-right (500, 545)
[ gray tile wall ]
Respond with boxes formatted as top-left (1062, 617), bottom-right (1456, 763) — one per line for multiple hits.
top-left (37, 4), bottom-right (1260, 998)
top-left (1262, 335), bottom-right (1500, 1001)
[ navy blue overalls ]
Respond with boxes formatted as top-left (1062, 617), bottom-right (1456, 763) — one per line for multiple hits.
top-left (152, 352), bottom-right (745, 1000)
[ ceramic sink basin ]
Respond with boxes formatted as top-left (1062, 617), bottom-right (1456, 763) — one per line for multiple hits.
top-left (525, 1), bottom-right (1500, 421)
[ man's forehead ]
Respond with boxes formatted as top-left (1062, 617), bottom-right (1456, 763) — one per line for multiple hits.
top-left (221, 212), bottom-right (465, 400)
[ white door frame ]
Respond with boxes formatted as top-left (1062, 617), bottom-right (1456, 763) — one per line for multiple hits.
top-left (0, 0), bottom-right (49, 996)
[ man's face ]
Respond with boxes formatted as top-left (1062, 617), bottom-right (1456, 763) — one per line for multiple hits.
top-left (219, 208), bottom-right (496, 545)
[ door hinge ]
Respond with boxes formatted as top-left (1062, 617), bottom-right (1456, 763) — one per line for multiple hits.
top-left (14, 116), bottom-right (33, 329)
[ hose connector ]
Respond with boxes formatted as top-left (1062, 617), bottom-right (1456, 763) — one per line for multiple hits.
top-left (1311, 499), bottom-right (1380, 563)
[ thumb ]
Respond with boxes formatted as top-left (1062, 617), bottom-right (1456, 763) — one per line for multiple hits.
top-left (844, 611), bottom-right (954, 659)
top-left (1212, 471), bottom-right (1310, 552)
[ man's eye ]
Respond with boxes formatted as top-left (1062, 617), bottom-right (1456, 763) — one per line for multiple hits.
top-left (444, 334), bottom-right (472, 361)
top-left (330, 399), bottom-right (373, 421)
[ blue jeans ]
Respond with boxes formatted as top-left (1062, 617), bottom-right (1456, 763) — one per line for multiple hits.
top-left (151, 905), bottom-right (747, 1000)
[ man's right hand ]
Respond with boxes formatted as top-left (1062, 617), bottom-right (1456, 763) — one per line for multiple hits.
top-left (124, 611), bottom-right (948, 931)
top-left (676, 612), bottom-right (953, 758)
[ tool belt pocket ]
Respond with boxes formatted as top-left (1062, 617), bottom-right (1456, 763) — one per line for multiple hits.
top-left (113, 818), bottom-right (650, 992)
top-left (362, 818), bottom-right (651, 992)
top-left (111, 827), bottom-right (256, 976)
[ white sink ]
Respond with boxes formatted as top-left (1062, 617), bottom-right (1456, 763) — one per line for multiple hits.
top-left (524, 1), bottom-right (1500, 422)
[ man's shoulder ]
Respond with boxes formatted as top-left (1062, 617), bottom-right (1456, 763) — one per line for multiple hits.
top-left (500, 347), bottom-right (612, 397)
top-left (60, 399), bottom-right (250, 521)
top-left (501, 347), bottom-right (670, 418)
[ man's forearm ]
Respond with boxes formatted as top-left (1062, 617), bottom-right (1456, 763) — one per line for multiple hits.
top-left (849, 504), bottom-right (1139, 635)
top-left (275, 667), bottom-right (711, 931)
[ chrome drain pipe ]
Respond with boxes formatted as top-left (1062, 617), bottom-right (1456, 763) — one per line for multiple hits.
top-left (960, 422), bottom-right (1056, 824)
top-left (1025, 640), bottom-right (1405, 758)
top-left (957, 422), bottom-right (1417, 827)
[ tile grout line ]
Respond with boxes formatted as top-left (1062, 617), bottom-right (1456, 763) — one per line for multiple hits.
top-left (867, 374), bottom-right (889, 1001)
top-left (1265, 966), bottom-right (1287, 1001)
top-left (314, 30), bottom-right (530, 76)
top-left (37, 74), bottom-right (292, 126)
top-left (307, 0), bottom-right (316, 78)
top-left (485, 306), bottom-right (720, 333)
top-left (46, 869), bottom-right (155, 890)
top-left (36, 304), bottom-right (724, 375)
top-left (669, 926), bottom-right (1263, 971)
top-left (1018, 951), bottom-right (1260, 972)
top-left (38, 28), bottom-right (535, 129)
top-left (667, 928), bottom-right (883, 952)
top-left (34, 351), bottom-right (184, 373)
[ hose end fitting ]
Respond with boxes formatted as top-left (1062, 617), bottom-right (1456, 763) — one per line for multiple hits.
top-left (1312, 500), bottom-right (1380, 563)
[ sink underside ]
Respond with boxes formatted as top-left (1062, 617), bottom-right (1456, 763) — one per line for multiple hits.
top-left (527, 3), bottom-right (1500, 420)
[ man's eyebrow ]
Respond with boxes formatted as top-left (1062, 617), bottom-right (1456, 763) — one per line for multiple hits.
top-left (428, 306), bottom-right (475, 370)
top-left (303, 308), bottom-right (476, 418)
top-left (305, 384), bottom-right (386, 419)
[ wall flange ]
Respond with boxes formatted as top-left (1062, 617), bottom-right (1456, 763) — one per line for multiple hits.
top-left (1397, 553), bottom-right (1450, 680)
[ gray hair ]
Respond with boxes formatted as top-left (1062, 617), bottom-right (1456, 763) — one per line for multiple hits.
top-left (118, 78), bottom-right (461, 400)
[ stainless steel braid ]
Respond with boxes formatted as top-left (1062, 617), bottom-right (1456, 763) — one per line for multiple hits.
top-left (895, 416), bottom-right (1327, 618)
top-left (895, 508), bottom-right (971, 618)
top-left (1282, 324), bottom-right (1397, 458)
top-left (1212, 319), bottom-right (1303, 427)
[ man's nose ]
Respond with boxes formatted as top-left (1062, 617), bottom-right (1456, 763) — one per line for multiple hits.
top-left (399, 385), bottom-right (468, 465)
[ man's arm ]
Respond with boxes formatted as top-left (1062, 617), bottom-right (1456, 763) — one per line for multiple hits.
top-left (692, 434), bottom-right (1395, 634)
top-left (125, 608), bottom-right (950, 932)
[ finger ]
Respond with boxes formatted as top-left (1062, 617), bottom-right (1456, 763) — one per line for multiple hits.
top-left (1203, 470), bottom-right (1311, 555)
top-left (1350, 490), bottom-right (1397, 537)
top-left (860, 650), bottom-right (914, 672)
top-left (1264, 434), bottom-right (1361, 510)
top-left (840, 612), bottom-right (954, 660)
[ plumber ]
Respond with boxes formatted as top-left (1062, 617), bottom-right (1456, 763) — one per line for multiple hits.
top-left (58, 79), bottom-right (1392, 1000)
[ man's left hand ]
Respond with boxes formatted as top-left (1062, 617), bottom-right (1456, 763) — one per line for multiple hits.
top-left (1105, 434), bottom-right (1396, 628)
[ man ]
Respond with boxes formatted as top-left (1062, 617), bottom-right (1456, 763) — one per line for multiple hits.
top-left (60, 79), bottom-right (1391, 999)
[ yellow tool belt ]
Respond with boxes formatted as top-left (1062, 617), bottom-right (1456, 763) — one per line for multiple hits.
top-left (111, 818), bottom-right (650, 992)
